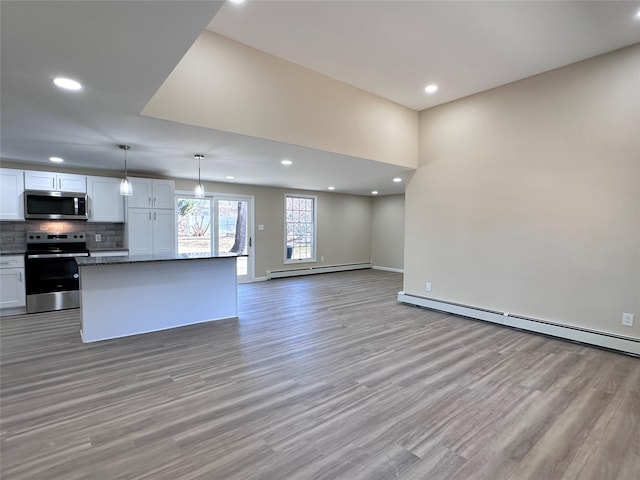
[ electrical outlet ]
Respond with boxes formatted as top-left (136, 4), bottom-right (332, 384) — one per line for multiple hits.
top-left (622, 313), bottom-right (634, 327)
top-left (320, 256), bottom-right (324, 262)
top-left (426, 282), bottom-right (432, 292)
top-left (95, 234), bottom-right (101, 242)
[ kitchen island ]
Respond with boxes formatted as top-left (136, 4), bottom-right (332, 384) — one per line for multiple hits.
top-left (76, 253), bottom-right (243, 343)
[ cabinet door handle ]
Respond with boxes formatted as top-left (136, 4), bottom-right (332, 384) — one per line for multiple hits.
top-left (19, 272), bottom-right (22, 282)
top-left (148, 197), bottom-right (151, 206)
top-left (154, 212), bottom-right (156, 220)
top-left (153, 197), bottom-right (157, 206)
top-left (149, 212), bottom-right (151, 220)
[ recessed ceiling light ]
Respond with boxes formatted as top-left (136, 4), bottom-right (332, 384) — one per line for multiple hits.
top-left (281, 159), bottom-right (293, 165)
top-left (328, 186), bottom-right (335, 191)
top-left (226, 175), bottom-right (235, 180)
top-left (53, 77), bottom-right (82, 91)
top-left (393, 177), bottom-right (402, 183)
top-left (636, 8), bottom-right (640, 18)
top-left (229, 0), bottom-right (246, 4)
top-left (49, 156), bottom-right (64, 163)
top-left (424, 84), bottom-right (438, 94)
top-left (371, 190), bottom-right (379, 195)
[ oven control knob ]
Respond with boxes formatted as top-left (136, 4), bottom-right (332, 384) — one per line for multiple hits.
top-left (73, 274), bottom-right (79, 279)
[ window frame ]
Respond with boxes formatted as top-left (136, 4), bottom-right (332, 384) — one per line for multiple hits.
top-left (283, 193), bottom-right (317, 264)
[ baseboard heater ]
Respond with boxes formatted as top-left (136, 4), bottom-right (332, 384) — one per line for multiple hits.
top-left (397, 292), bottom-right (640, 357)
top-left (267, 262), bottom-right (371, 279)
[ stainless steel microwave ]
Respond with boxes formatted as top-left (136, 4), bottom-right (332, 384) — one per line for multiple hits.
top-left (24, 190), bottom-right (88, 220)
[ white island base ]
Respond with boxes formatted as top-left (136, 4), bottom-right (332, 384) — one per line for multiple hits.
top-left (79, 256), bottom-right (238, 343)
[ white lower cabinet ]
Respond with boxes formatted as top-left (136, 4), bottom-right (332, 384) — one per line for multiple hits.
top-left (126, 208), bottom-right (175, 255)
top-left (151, 209), bottom-right (175, 254)
top-left (0, 256), bottom-right (26, 310)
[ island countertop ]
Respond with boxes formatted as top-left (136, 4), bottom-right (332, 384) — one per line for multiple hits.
top-left (77, 252), bottom-right (247, 266)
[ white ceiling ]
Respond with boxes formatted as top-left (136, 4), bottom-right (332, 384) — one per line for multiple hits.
top-left (1, 1), bottom-right (638, 196)
top-left (209, 1), bottom-right (640, 111)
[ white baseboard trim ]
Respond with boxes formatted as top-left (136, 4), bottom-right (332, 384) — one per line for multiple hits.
top-left (252, 276), bottom-right (268, 282)
top-left (397, 292), bottom-right (640, 357)
top-left (372, 266), bottom-right (404, 273)
top-left (267, 262), bottom-right (371, 279)
top-left (0, 306), bottom-right (27, 317)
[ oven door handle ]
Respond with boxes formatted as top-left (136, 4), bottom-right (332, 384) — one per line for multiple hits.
top-left (27, 252), bottom-right (89, 259)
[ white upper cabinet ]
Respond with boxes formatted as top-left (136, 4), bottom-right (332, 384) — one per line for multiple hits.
top-left (58, 173), bottom-right (86, 192)
top-left (125, 177), bottom-right (175, 255)
top-left (128, 178), bottom-right (153, 209)
top-left (24, 171), bottom-right (86, 193)
top-left (151, 180), bottom-right (175, 209)
top-left (23, 170), bottom-right (55, 190)
top-left (127, 178), bottom-right (174, 210)
top-left (0, 168), bottom-right (25, 221)
top-left (86, 176), bottom-right (125, 223)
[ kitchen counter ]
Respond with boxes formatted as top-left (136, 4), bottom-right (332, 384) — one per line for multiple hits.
top-left (1, 251), bottom-right (25, 256)
top-left (78, 254), bottom-right (240, 343)
top-left (78, 252), bottom-right (245, 266)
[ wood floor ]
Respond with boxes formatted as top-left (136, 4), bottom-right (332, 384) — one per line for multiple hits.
top-left (1, 270), bottom-right (639, 480)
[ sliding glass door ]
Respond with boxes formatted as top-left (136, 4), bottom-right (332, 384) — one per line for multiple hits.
top-left (176, 193), bottom-right (253, 283)
top-left (215, 198), bottom-right (250, 282)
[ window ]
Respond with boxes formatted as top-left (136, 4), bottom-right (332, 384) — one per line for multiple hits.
top-left (285, 194), bottom-right (316, 263)
top-left (176, 197), bottom-right (211, 254)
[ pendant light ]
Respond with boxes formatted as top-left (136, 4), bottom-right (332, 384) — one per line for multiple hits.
top-left (194, 154), bottom-right (205, 198)
top-left (118, 145), bottom-right (133, 196)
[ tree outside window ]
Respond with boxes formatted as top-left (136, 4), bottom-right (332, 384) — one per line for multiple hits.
top-left (177, 197), bottom-right (211, 254)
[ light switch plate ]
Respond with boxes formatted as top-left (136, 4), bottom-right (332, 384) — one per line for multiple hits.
top-left (622, 313), bottom-right (634, 327)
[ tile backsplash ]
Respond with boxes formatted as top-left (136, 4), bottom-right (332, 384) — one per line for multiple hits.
top-left (0, 220), bottom-right (124, 251)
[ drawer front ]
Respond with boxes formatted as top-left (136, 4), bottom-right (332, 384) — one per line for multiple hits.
top-left (0, 255), bottom-right (24, 269)
top-left (91, 251), bottom-right (129, 258)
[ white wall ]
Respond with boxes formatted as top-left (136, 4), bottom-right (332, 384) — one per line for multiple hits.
top-left (371, 194), bottom-right (404, 271)
top-left (174, 179), bottom-right (372, 278)
top-left (404, 45), bottom-right (640, 339)
top-left (143, 31), bottom-right (418, 169)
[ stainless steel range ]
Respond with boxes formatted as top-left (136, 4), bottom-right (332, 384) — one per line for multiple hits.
top-left (25, 232), bottom-right (90, 313)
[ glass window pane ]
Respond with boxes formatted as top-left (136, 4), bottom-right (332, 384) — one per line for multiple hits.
top-left (284, 195), bottom-right (316, 261)
top-left (176, 197), bottom-right (211, 254)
